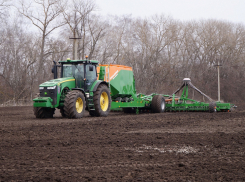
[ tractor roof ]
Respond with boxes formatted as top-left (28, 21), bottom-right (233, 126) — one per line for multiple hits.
top-left (59, 58), bottom-right (99, 64)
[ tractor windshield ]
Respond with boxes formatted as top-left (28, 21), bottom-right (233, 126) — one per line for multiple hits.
top-left (62, 63), bottom-right (85, 88)
top-left (63, 64), bottom-right (84, 79)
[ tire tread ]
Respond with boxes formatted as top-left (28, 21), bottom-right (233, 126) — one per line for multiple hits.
top-left (151, 95), bottom-right (165, 113)
top-left (93, 84), bottom-right (111, 117)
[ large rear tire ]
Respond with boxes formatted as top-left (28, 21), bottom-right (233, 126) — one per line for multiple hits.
top-left (64, 90), bottom-right (86, 119)
top-left (151, 95), bottom-right (165, 113)
top-left (93, 84), bottom-right (111, 117)
top-left (33, 107), bottom-right (55, 118)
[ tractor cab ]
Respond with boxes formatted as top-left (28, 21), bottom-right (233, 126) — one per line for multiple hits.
top-left (53, 58), bottom-right (98, 91)
top-left (62, 62), bottom-right (97, 91)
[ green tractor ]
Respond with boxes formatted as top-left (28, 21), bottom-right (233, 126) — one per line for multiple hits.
top-left (33, 58), bottom-right (111, 118)
top-left (33, 58), bottom-right (167, 118)
top-left (33, 58), bottom-right (233, 119)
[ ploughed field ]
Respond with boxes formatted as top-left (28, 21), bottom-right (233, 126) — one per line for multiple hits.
top-left (0, 106), bottom-right (245, 181)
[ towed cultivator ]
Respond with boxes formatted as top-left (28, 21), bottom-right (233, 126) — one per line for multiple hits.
top-left (164, 78), bottom-right (233, 112)
top-left (33, 59), bottom-right (234, 118)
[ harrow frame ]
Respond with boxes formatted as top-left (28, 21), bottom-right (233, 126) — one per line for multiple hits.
top-left (164, 78), bottom-right (232, 112)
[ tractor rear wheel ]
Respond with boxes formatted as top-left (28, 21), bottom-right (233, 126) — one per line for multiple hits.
top-left (33, 107), bottom-right (55, 118)
top-left (93, 84), bottom-right (111, 117)
top-left (209, 102), bottom-right (217, 113)
top-left (64, 90), bottom-right (86, 118)
top-left (151, 95), bottom-right (165, 113)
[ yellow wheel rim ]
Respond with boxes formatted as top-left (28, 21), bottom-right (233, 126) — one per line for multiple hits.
top-left (76, 97), bottom-right (83, 113)
top-left (100, 92), bottom-right (109, 111)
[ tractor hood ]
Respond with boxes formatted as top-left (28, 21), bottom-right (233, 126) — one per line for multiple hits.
top-left (39, 77), bottom-right (75, 87)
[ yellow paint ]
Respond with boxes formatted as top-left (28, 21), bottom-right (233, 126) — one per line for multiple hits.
top-left (100, 91), bottom-right (109, 111)
top-left (58, 79), bottom-right (75, 86)
top-left (76, 97), bottom-right (83, 113)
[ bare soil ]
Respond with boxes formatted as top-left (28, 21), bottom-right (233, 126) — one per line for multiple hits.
top-left (0, 106), bottom-right (245, 181)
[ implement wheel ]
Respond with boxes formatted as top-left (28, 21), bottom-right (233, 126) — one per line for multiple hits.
top-left (151, 95), bottom-right (165, 113)
top-left (209, 102), bottom-right (217, 113)
top-left (93, 84), bottom-right (111, 117)
top-left (34, 107), bottom-right (55, 118)
top-left (64, 90), bottom-right (86, 118)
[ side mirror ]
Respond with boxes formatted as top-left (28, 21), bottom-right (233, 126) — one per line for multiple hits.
top-left (52, 65), bottom-right (57, 79)
top-left (52, 60), bottom-right (57, 74)
top-left (89, 65), bottom-right (94, 71)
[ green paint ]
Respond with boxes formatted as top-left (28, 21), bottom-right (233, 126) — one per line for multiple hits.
top-left (165, 83), bottom-right (232, 112)
top-left (33, 97), bottom-right (53, 108)
top-left (109, 70), bottom-right (136, 99)
top-left (99, 66), bottom-right (106, 80)
top-left (34, 58), bottom-right (233, 115)
top-left (59, 59), bottom-right (99, 64)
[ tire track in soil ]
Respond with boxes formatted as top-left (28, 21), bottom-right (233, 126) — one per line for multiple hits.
top-left (0, 162), bottom-right (167, 172)
top-left (1, 106), bottom-right (245, 181)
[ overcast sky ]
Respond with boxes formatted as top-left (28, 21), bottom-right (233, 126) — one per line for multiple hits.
top-left (95, 0), bottom-right (245, 24)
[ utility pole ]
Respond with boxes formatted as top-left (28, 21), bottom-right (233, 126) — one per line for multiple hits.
top-left (69, 29), bottom-right (81, 60)
top-left (215, 60), bottom-right (222, 102)
top-left (69, 13), bottom-right (81, 60)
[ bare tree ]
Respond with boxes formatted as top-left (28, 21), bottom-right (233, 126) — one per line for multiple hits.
top-left (0, 0), bottom-right (10, 12)
top-left (86, 14), bottom-right (108, 60)
top-left (0, 15), bottom-right (40, 104)
top-left (61, 0), bottom-right (96, 59)
top-left (16, 0), bottom-right (65, 82)
top-left (1, 1), bottom-right (245, 106)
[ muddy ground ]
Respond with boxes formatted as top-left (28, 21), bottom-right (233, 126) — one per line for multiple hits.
top-left (0, 106), bottom-right (245, 181)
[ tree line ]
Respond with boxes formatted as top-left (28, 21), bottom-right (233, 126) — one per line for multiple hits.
top-left (0, 0), bottom-right (244, 105)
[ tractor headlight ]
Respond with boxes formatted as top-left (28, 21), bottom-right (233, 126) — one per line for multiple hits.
top-left (47, 86), bottom-right (56, 89)
top-left (39, 87), bottom-right (44, 90)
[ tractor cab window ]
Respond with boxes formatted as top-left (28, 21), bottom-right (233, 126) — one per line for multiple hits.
top-left (86, 65), bottom-right (96, 84)
top-left (63, 64), bottom-right (73, 77)
top-left (62, 64), bottom-right (85, 88)
top-left (74, 64), bottom-right (84, 78)
top-left (74, 64), bottom-right (84, 88)
top-left (63, 64), bottom-right (85, 79)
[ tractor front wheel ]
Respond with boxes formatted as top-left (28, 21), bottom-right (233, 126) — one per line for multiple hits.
top-left (60, 107), bottom-right (67, 117)
top-left (33, 107), bottom-right (55, 118)
top-left (93, 84), bottom-right (111, 117)
top-left (33, 93), bottom-right (55, 118)
top-left (64, 90), bottom-right (86, 118)
top-left (151, 95), bottom-right (165, 113)
top-left (89, 110), bottom-right (96, 117)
